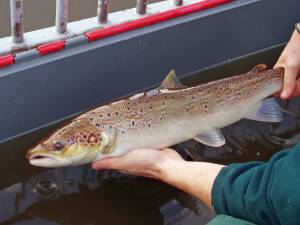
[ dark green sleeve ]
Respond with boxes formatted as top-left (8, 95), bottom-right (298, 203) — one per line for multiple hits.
top-left (212, 143), bottom-right (300, 225)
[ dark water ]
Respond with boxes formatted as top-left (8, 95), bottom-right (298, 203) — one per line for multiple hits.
top-left (1, 46), bottom-right (300, 225)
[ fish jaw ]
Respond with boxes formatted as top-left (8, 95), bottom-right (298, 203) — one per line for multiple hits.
top-left (27, 144), bottom-right (99, 168)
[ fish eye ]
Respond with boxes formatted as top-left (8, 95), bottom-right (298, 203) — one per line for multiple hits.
top-left (53, 142), bottom-right (65, 151)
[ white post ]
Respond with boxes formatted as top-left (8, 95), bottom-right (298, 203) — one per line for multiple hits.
top-left (10, 0), bottom-right (24, 43)
top-left (173, 0), bottom-right (183, 6)
top-left (97, 0), bottom-right (109, 23)
top-left (136, 0), bottom-right (147, 15)
top-left (55, 0), bottom-right (68, 34)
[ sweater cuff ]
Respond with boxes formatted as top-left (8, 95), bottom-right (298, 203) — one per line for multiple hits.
top-left (211, 163), bottom-right (241, 214)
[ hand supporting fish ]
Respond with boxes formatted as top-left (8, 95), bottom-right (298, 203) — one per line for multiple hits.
top-left (26, 64), bottom-right (284, 167)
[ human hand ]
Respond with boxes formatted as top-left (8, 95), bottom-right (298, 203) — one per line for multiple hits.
top-left (274, 30), bottom-right (300, 99)
top-left (92, 148), bottom-right (224, 208)
top-left (92, 148), bottom-right (184, 180)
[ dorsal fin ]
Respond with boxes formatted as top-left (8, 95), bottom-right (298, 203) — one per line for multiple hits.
top-left (248, 64), bottom-right (268, 73)
top-left (159, 70), bottom-right (186, 89)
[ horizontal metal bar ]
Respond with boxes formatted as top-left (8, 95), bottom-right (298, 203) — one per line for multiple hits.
top-left (97, 0), bottom-right (110, 23)
top-left (136, 0), bottom-right (147, 15)
top-left (10, 0), bottom-right (24, 43)
top-left (55, 0), bottom-right (69, 33)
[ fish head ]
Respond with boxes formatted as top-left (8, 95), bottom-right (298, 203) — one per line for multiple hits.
top-left (26, 118), bottom-right (107, 167)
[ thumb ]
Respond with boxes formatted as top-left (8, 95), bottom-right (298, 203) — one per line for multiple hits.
top-left (280, 66), bottom-right (297, 99)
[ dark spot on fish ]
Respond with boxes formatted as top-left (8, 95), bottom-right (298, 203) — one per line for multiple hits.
top-left (162, 102), bottom-right (165, 105)
top-left (107, 113), bottom-right (111, 117)
top-left (109, 125), bottom-right (113, 129)
top-left (148, 124), bottom-right (151, 127)
top-left (100, 114), bottom-right (103, 117)
top-left (115, 112), bottom-right (119, 115)
top-left (204, 104), bottom-right (208, 109)
top-left (160, 117), bottom-right (163, 121)
top-left (192, 96), bottom-right (195, 100)
top-left (89, 117), bottom-right (93, 121)
top-left (96, 123), bottom-right (100, 127)
top-left (127, 106), bottom-right (131, 110)
top-left (140, 109), bottom-right (143, 113)
top-left (150, 106), bottom-right (153, 109)
top-left (132, 121), bottom-right (135, 126)
top-left (121, 130), bottom-right (125, 134)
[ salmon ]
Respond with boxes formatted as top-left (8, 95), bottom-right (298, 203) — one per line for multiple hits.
top-left (26, 64), bottom-right (284, 167)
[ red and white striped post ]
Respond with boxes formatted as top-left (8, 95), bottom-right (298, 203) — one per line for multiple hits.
top-left (10, 0), bottom-right (24, 43)
top-left (97, 0), bottom-right (110, 23)
top-left (55, 0), bottom-right (69, 33)
top-left (136, 0), bottom-right (147, 15)
top-left (174, 0), bottom-right (183, 6)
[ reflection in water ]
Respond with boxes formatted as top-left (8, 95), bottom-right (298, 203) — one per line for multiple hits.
top-left (0, 166), bottom-right (212, 225)
top-left (0, 98), bottom-right (300, 225)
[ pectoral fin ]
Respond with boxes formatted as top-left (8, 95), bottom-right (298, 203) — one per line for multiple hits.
top-left (193, 128), bottom-right (225, 147)
top-left (100, 129), bottom-right (119, 154)
top-left (245, 98), bottom-right (283, 122)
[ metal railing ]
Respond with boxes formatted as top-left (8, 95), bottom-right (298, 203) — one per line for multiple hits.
top-left (9, 0), bottom-right (184, 45)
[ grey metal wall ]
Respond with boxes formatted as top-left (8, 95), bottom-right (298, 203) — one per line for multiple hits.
top-left (0, 0), bottom-right (299, 143)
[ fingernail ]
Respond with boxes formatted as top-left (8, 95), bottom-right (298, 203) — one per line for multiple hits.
top-left (281, 90), bottom-right (289, 98)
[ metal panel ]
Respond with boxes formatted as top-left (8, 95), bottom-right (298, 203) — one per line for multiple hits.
top-left (0, 0), bottom-right (299, 142)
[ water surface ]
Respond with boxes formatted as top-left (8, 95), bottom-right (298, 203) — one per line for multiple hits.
top-left (1, 48), bottom-right (300, 225)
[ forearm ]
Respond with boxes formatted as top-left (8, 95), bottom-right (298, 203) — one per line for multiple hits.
top-left (157, 160), bottom-right (225, 207)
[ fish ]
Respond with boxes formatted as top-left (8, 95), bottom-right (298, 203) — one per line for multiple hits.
top-left (26, 64), bottom-right (284, 167)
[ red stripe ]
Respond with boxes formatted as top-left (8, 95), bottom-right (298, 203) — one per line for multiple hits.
top-left (37, 41), bottom-right (65, 55)
top-left (86, 0), bottom-right (231, 42)
top-left (0, 55), bottom-right (15, 68)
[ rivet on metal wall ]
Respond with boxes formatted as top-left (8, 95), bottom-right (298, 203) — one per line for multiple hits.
top-left (10, 0), bottom-right (24, 43)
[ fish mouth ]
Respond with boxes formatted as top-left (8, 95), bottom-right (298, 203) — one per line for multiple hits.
top-left (29, 154), bottom-right (55, 160)
top-left (27, 152), bottom-right (72, 168)
top-left (28, 153), bottom-right (59, 163)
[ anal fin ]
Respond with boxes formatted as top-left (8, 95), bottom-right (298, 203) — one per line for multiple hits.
top-left (193, 128), bottom-right (225, 147)
top-left (246, 98), bottom-right (283, 123)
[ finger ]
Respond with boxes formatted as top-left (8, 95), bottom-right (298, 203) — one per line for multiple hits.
top-left (291, 78), bottom-right (300, 97)
top-left (274, 60), bottom-right (284, 69)
top-left (281, 67), bottom-right (298, 99)
top-left (273, 64), bottom-right (284, 97)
